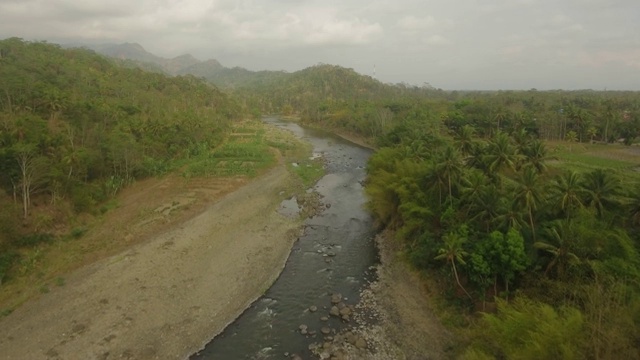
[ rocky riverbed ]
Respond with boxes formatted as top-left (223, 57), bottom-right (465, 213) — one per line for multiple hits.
top-left (302, 232), bottom-right (455, 360)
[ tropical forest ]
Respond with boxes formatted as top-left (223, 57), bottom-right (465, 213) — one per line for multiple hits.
top-left (1, 38), bottom-right (640, 360)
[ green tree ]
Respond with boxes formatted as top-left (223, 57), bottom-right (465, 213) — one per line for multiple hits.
top-left (587, 126), bottom-right (598, 143)
top-left (581, 169), bottom-right (621, 219)
top-left (484, 132), bottom-right (520, 174)
top-left (13, 143), bottom-right (48, 218)
top-left (435, 231), bottom-right (472, 299)
top-left (515, 167), bottom-right (542, 241)
top-left (435, 145), bottom-right (464, 207)
top-left (454, 124), bottom-right (476, 156)
top-left (521, 139), bottom-right (553, 174)
top-left (467, 298), bottom-right (586, 360)
top-left (565, 130), bottom-right (578, 152)
top-left (550, 171), bottom-right (584, 219)
top-left (534, 220), bottom-right (580, 278)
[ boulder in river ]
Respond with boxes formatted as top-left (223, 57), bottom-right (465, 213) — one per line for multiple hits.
top-left (329, 306), bottom-right (340, 317)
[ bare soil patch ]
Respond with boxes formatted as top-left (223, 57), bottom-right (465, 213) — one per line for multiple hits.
top-left (0, 160), bottom-right (303, 359)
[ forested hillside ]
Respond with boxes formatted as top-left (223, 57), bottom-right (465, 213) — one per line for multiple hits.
top-left (0, 38), bottom-right (242, 283)
top-left (364, 94), bottom-right (640, 358)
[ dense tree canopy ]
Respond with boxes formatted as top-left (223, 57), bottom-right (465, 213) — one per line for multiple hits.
top-left (0, 38), bottom-right (242, 282)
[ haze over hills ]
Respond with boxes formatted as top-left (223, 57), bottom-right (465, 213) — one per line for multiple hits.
top-left (86, 42), bottom-right (439, 93)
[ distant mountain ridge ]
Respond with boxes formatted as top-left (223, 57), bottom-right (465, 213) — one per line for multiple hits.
top-left (85, 42), bottom-right (442, 118)
top-left (89, 43), bottom-right (214, 77)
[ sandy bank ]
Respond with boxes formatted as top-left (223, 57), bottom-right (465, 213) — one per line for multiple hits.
top-left (0, 164), bottom-right (302, 360)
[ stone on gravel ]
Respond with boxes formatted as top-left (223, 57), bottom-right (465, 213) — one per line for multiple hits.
top-left (345, 331), bottom-right (356, 345)
top-left (355, 337), bottom-right (367, 349)
top-left (331, 293), bottom-right (342, 304)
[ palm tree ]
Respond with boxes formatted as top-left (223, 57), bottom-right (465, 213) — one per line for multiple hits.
top-left (460, 169), bottom-right (488, 214)
top-left (515, 167), bottom-right (542, 241)
top-left (534, 220), bottom-right (580, 278)
top-left (435, 232), bottom-right (472, 299)
top-left (566, 105), bottom-right (591, 142)
top-left (435, 145), bottom-right (464, 207)
top-left (565, 130), bottom-right (578, 152)
top-left (587, 126), bottom-right (598, 143)
top-left (581, 169), bottom-right (621, 218)
top-left (494, 200), bottom-right (527, 232)
top-left (424, 163), bottom-right (446, 209)
top-left (550, 171), bottom-right (584, 219)
top-left (484, 132), bottom-right (521, 174)
top-left (470, 184), bottom-right (503, 232)
top-left (464, 141), bottom-right (488, 171)
top-left (512, 127), bottom-right (531, 154)
top-left (493, 108), bottom-right (508, 135)
top-left (521, 139), bottom-right (555, 174)
top-left (454, 125), bottom-right (476, 156)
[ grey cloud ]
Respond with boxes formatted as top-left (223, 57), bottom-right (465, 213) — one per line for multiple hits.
top-left (0, 0), bottom-right (638, 89)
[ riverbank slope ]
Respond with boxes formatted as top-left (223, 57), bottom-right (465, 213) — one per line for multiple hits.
top-left (0, 131), bottom-right (307, 360)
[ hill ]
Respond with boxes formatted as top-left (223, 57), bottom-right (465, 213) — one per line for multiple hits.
top-left (0, 38), bottom-right (242, 283)
top-left (91, 43), bottom-right (203, 75)
top-left (85, 42), bottom-right (445, 138)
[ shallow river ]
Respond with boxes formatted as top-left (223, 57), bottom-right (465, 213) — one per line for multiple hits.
top-left (191, 117), bottom-right (378, 359)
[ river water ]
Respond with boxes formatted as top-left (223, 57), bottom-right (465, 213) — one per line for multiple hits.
top-left (191, 117), bottom-right (378, 359)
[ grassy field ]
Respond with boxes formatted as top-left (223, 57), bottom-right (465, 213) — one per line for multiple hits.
top-left (548, 141), bottom-right (640, 183)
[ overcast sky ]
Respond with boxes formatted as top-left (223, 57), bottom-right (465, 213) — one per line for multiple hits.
top-left (1, 0), bottom-right (639, 90)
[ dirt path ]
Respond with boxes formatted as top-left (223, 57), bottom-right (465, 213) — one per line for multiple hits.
top-left (0, 164), bottom-right (302, 360)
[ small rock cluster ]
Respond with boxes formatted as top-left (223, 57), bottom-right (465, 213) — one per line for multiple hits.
top-left (285, 293), bottom-right (371, 360)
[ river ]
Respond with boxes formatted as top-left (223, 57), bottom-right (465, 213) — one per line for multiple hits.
top-left (191, 117), bottom-right (378, 359)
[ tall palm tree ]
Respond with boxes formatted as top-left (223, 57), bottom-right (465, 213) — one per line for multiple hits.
top-left (587, 126), bottom-right (598, 143)
top-left (515, 167), bottom-right (543, 241)
top-left (534, 220), bottom-right (580, 278)
top-left (493, 108), bottom-right (508, 135)
top-left (494, 200), bottom-right (527, 232)
top-left (454, 125), bottom-right (476, 156)
top-left (550, 171), bottom-right (584, 219)
top-left (460, 169), bottom-right (488, 214)
top-left (435, 145), bottom-right (464, 207)
top-left (484, 132), bottom-right (521, 174)
top-left (512, 127), bottom-right (531, 155)
top-left (470, 184), bottom-right (503, 232)
top-left (521, 139), bottom-right (555, 174)
top-left (435, 232), bottom-right (472, 299)
top-left (569, 106), bottom-right (591, 143)
top-left (464, 141), bottom-right (489, 171)
top-left (565, 130), bottom-right (578, 152)
top-left (425, 161), bottom-right (447, 207)
top-left (581, 169), bottom-right (621, 218)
